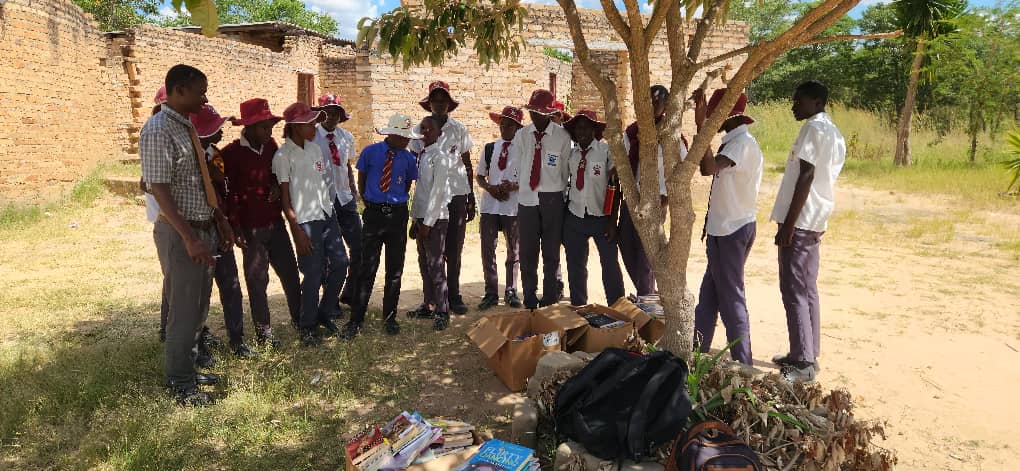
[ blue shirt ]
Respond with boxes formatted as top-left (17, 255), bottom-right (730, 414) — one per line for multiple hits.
top-left (356, 141), bottom-right (418, 204)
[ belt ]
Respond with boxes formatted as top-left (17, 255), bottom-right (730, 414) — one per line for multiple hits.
top-left (157, 214), bottom-right (215, 231)
top-left (365, 201), bottom-right (407, 215)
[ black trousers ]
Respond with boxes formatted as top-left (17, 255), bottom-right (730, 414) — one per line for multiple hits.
top-left (350, 203), bottom-right (409, 325)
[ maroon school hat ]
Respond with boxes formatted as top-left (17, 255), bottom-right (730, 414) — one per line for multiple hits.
top-left (239, 98), bottom-right (283, 127)
top-left (317, 93), bottom-right (351, 122)
top-left (563, 109), bottom-right (606, 141)
top-left (524, 89), bottom-right (557, 115)
top-left (190, 104), bottom-right (230, 138)
top-left (419, 81), bottom-right (460, 112)
top-left (706, 88), bottom-right (755, 126)
top-left (489, 106), bottom-right (525, 126)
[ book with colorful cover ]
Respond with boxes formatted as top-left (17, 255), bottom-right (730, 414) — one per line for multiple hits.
top-left (459, 440), bottom-right (534, 471)
top-left (429, 418), bottom-right (475, 435)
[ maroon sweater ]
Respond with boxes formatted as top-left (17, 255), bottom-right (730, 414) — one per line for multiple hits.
top-left (221, 138), bottom-right (283, 230)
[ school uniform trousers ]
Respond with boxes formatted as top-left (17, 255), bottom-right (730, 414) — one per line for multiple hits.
top-left (479, 213), bottom-right (519, 297)
top-left (335, 198), bottom-right (363, 304)
top-left (416, 219), bottom-right (450, 313)
top-left (693, 221), bottom-right (757, 365)
top-left (779, 227), bottom-right (824, 363)
top-left (241, 221), bottom-right (303, 330)
top-left (445, 195), bottom-right (468, 301)
top-left (159, 246), bottom-right (245, 345)
top-left (350, 202), bottom-right (410, 325)
top-left (296, 211), bottom-right (348, 329)
top-left (617, 202), bottom-right (657, 296)
top-left (563, 212), bottom-right (625, 306)
top-left (517, 192), bottom-right (565, 307)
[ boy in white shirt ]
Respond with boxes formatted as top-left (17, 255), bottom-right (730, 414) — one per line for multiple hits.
top-left (562, 110), bottom-right (625, 306)
top-left (512, 89), bottom-right (573, 309)
top-left (769, 81), bottom-right (846, 383)
top-left (477, 106), bottom-right (525, 310)
top-left (274, 102), bottom-right (349, 347)
top-left (691, 89), bottom-right (764, 366)
top-left (408, 116), bottom-right (456, 330)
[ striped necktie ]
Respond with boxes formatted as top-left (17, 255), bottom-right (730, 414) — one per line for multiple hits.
top-left (380, 149), bottom-right (395, 192)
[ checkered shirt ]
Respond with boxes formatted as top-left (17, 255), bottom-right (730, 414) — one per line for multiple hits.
top-left (140, 106), bottom-right (214, 221)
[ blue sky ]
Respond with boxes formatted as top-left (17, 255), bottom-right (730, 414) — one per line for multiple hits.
top-left (161, 0), bottom-right (1001, 39)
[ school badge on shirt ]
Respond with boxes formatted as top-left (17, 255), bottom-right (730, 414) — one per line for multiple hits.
top-left (315, 160), bottom-right (324, 173)
top-left (593, 164), bottom-right (602, 176)
top-left (547, 154), bottom-right (558, 166)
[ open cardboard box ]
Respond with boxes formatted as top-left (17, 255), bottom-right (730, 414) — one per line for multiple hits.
top-left (609, 298), bottom-right (665, 344)
top-left (571, 304), bottom-right (636, 353)
top-left (467, 305), bottom-right (588, 391)
top-left (346, 431), bottom-right (484, 471)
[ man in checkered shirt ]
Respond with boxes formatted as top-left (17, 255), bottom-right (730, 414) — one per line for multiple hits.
top-left (141, 64), bottom-right (232, 406)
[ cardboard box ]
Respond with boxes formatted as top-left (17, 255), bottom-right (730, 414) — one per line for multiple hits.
top-left (610, 298), bottom-right (666, 344)
top-left (468, 305), bottom-right (588, 391)
top-left (572, 304), bottom-right (636, 353)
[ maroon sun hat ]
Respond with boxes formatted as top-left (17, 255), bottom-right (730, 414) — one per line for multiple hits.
top-left (317, 93), bottom-right (352, 122)
top-left (551, 100), bottom-right (571, 121)
top-left (190, 104), bottom-right (230, 138)
top-left (488, 105), bottom-right (525, 126)
top-left (563, 109), bottom-right (606, 141)
top-left (706, 88), bottom-right (755, 126)
top-left (283, 102), bottom-right (323, 124)
top-left (239, 98), bottom-right (283, 127)
top-left (419, 81), bottom-right (460, 112)
top-left (524, 89), bottom-right (557, 115)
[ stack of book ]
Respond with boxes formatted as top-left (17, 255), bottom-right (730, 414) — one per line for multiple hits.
top-left (429, 418), bottom-right (476, 456)
top-left (381, 412), bottom-right (442, 470)
top-left (347, 424), bottom-right (392, 471)
top-left (458, 439), bottom-right (538, 471)
top-left (634, 294), bottom-right (664, 320)
top-left (348, 413), bottom-right (482, 471)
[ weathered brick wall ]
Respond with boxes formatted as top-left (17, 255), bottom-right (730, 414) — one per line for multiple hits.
top-left (116, 25), bottom-right (327, 147)
top-left (0, 0), bottom-right (133, 203)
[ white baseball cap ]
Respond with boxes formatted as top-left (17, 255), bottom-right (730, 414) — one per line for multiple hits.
top-left (375, 113), bottom-right (423, 139)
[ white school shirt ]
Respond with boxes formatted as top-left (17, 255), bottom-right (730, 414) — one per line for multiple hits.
top-left (567, 140), bottom-right (615, 218)
top-left (770, 112), bottom-right (846, 232)
top-left (706, 124), bottom-right (764, 237)
top-left (410, 117), bottom-right (473, 196)
top-left (478, 139), bottom-right (519, 216)
top-left (313, 124), bottom-right (356, 206)
top-left (511, 123), bottom-right (572, 207)
top-left (623, 137), bottom-right (687, 196)
top-left (272, 137), bottom-right (334, 225)
top-left (411, 144), bottom-right (455, 227)
top-left (145, 194), bottom-right (160, 223)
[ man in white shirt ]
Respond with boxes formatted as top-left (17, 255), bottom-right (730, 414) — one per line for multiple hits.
top-left (409, 117), bottom-right (456, 331)
top-left (769, 81), bottom-right (846, 383)
top-left (562, 110), bottom-right (625, 306)
top-left (409, 81), bottom-right (475, 315)
top-left (313, 94), bottom-right (362, 313)
top-left (691, 89), bottom-right (764, 366)
top-left (477, 106), bottom-right (525, 310)
top-left (512, 89), bottom-right (573, 309)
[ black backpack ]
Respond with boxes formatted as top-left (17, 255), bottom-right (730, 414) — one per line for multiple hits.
top-left (665, 421), bottom-right (763, 471)
top-left (483, 142), bottom-right (495, 171)
top-left (554, 348), bottom-right (693, 462)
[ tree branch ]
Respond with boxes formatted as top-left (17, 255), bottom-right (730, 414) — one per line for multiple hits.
top-left (686, 0), bottom-right (728, 64)
top-left (692, 29), bottom-right (901, 71)
top-left (599, 0), bottom-right (631, 42)
top-left (644, 0), bottom-right (671, 51)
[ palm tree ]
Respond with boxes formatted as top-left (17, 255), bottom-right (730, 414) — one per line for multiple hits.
top-left (892, 0), bottom-right (966, 166)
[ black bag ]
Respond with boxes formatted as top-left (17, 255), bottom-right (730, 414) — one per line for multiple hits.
top-left (483, 142), bottom-right (495, 170)
top-left (554, 348), bottom-right (692, 462)
top-left (665, 421), bottom-right (763, 471)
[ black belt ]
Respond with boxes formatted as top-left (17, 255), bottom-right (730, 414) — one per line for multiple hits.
top-left (157, 214), bottom-right (215, 230)
top-left (364, 201), bottom-right (407, 215)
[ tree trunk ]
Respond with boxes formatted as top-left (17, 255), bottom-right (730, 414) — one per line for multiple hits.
top-left (894, 38), bottom-right (925, 166)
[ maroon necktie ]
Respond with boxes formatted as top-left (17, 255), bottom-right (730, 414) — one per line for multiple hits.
top-left (326, 132), bottom-right (341, 165)
top-left (575, 147), bottom-right (589, 190)
top-left (530, 130), bottom-right (545, 190)
top-left (497, 141), bottom-right (511, 170)
top-left (380, 149), bottom-right (395, 192)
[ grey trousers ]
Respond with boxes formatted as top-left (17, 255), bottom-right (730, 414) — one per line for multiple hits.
top-left (694, 222), bottom-right (757, 365)
top-left (445, 195), bottom-right (468, 299)
top-left (160, 246), bottom-right (245, 344)
top-left (617, 203), bottom-right (657, 296)
top-left (416, 218), bottom-right (450, 313)
top-left (479, 213), bottom-right (519, 297)
top-left (334, 198), bottom-right (363, 305)
top-left (241, 221), bottom-right (302, 330)
top-left (778, 226), bottom-right (823, 363)
top-left (563, 213), bottom-right (625, 306)
top-left (154, 221), bottom-right (216, 389)
top-left (518, 192), bottom-right (565, 308)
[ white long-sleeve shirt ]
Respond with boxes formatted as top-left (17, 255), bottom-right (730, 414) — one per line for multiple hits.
top-left (411, 144), bottom-right (456, 226)
top-left (510, 123), bottom-right (572, 206)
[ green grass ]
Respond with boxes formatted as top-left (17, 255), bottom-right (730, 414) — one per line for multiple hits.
top-left (0, 164), bottom-right (110, 231)
top-left (748, 103), bottom-right (1018, 209)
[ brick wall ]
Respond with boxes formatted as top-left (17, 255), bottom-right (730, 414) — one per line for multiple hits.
top-left (0, 0), bottom-right (133, 203)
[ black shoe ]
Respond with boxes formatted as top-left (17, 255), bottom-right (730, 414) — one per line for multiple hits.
top-left (384, 320), bottom-right (401, 336)
top-left (159, 331), bottom-right (166, 343)
top-left (433, 312), bottom-right (450, 331)
top-left (772, 353), bottom-right (821, 371)
top-left (449, 295), bottom-right (469, 315)
top-left (330, 302), bottom-right (346, 320)
top-left (301, 329), bottom-right (322, 347)
top-left (320, 319), bottom-right (341, 337)
top-left (171, 385), bottom-right (214, 406)
top-left (195, 351), bottom-right (216, 369)
top-left (256, 332), bottom-right (282, 350)
top-left (231, 342), bottom-right (257, 359)
top-left (200, 326), bottom-right (223, 349)
top-left (340, 322), bottom-right (361, 340)
top-left (538, 297), bottom-right (556, 307)
top-left (195, 372), bottom-right (219, 386)
top-left (477, 294), bottom-right (499, 311)
top-left (406, 304), bottom-right (434, 319)
top-left (780, 362), bottom-right (817, 384)
top-left (504, 290), bottom-right (523, 308)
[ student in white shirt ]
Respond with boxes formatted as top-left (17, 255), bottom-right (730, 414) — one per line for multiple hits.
top-left (562, 110), bottom-right (625, 306)
top-left (408, 117), bottom-right (456, 331)
top-left (476, 106), bottom-right (525, 310)
top-left (769, 80), bottom-right (846, 383)
top-left (313, 94), bottom-right (362, 314)
top-left (274, 102), bottom-right (349, 347)
top-left (691, 89), bottom-right (764, 367)
top-left (512, 89), bottom-right (573, 309)
top-left (409, 81), bottom-right (474, 315)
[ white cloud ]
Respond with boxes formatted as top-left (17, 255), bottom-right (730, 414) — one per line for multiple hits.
top-left (304, 0), bottom-right (383, 38)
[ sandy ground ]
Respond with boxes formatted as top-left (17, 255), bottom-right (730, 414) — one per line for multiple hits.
top-left (3, 173), bottom-right (1018, 469)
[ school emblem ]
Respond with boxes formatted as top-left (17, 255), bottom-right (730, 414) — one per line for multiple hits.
top-left (397, 175), bottom-right (405, 185)
top-left (315, 161), bottom-right (324, 172)
top-left (593, 164), bottom-right (601, 176)
top-left (450, 145), bottom-right (458, 154)
top-left (546, 154), bottom-right (558, 166)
